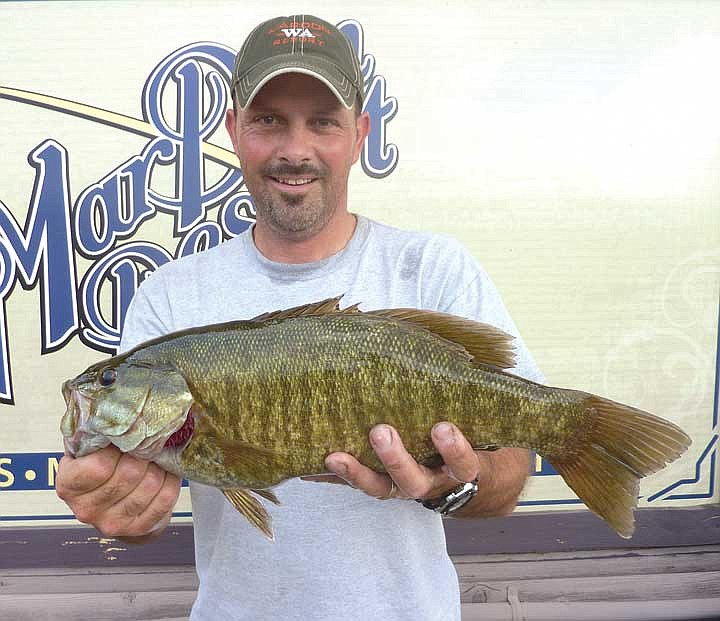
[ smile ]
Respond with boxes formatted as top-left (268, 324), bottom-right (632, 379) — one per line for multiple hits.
top-left (270, 176), bottom-right (316, 186)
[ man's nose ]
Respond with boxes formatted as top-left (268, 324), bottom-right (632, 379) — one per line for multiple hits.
top-left (277, 122), bottom-right (313, 164)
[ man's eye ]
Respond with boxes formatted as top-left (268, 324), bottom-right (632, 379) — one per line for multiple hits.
top-left (255, 115), bottom-right (276, 125)
top-left (314, 118), bottom-right (337, 128)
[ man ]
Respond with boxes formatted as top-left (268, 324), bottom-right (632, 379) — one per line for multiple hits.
top-left (57, 14), bottom-right (542, 620)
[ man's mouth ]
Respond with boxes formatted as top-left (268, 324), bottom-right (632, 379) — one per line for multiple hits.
top-left (270, 176), bottom-right (317, 187)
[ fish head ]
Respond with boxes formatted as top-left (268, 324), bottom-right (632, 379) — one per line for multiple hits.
top-left (61, 356), bottom-right (195, 463)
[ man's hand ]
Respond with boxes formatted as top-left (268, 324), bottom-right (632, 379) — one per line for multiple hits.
top-left (322, 423), bottom-right (529, 518)
top-left (56, 446), bottom-right (181, 542)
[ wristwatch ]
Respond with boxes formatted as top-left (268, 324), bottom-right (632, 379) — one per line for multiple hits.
top-left (416, 478), bottom-right (479, 515)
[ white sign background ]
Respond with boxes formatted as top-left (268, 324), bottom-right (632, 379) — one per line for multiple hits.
top-left (1, 1), bottom-right (717, 527)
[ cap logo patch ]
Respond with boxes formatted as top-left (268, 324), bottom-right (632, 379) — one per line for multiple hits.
top-left (270, 23), bottom-right (327, 48)
top-left (280, 28), bottom-right (314, 38)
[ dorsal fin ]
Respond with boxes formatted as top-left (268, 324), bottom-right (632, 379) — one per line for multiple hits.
top-left (250, 296), bottom-right (360, 322)
top-left (367, 308), bottom-right (516, 369)
top-left (249, 297), bottom-right (516, 369)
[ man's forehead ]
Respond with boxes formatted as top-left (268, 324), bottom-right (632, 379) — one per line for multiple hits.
top-left (249, 72), bottom-right (344, 109)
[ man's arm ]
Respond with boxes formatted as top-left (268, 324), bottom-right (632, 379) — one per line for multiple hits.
top-left (325, 422), bottom-right (529, 518)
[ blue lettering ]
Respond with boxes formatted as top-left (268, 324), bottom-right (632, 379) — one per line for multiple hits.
top-left (80, 243), bottom-right (173, 352)
top-left (0, 238), bottom-right (17, 402)
top-left (0, 24), bottom-right (397, 381)
top-left (362, 75), bottom-right (398, 178)
top-left (176, 221), bottom-right (223, 258)
top-left (220, 192), bottom-right (255, 237)
top-left (0, 140), bottom-right (78, 353)
top-left (74, 138), bottom-right (174, 255)
top-left (338, 20), bottom-right (398, 178)
top-left (143, 43), bottom-right (242, 233)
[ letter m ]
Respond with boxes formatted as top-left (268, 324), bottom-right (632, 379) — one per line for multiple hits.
top-left (0, 140), bottom-right (78, 353)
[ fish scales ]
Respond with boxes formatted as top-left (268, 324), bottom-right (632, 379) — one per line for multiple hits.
top-left (61, 296), bottom-right (691, 539)
top-left (137, 314), bottom-right (579, 482)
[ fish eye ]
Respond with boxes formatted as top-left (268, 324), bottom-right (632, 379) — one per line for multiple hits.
top-left (98, 367), bottom-right (117, 387)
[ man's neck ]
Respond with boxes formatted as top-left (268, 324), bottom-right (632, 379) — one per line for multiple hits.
top-left (252, 210), bottom-right (358, 264)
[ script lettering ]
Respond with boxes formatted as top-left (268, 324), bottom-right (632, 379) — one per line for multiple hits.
top-left (0, 25), bottom-right (397, 398)
top-left (339, 20), bottom-right (398, 178)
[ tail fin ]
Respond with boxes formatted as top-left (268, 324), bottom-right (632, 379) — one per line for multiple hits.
top-left (547, 395), bottom-right (691, 538)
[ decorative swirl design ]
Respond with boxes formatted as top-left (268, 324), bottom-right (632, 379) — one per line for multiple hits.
top-left (603, 248), bottom-right (719, 501)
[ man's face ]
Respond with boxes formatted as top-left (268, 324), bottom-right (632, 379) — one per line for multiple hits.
top-left (226, 73), bottom-right (369, 241)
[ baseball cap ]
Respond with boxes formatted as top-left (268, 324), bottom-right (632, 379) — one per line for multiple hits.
top-left (230, 14), bottom-right (364, 110)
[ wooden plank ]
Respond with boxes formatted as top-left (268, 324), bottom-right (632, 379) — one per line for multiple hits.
top-left (0, 592), bottom-right (196, 621)
top-left (8, 545), bottom-right (716, 597)
top-left (444, 505), bottom-right (720, 555)
top-left (0, 525), bottom-right (194, 569)
top-left (2, 505), bottom-right (718, 567)
top-left (461, 599), bottom-right (720, 621)
top-left (0, 551), bottom-right (718, 618)
top-left (459, 570), bottom-right (720, 604)
top-left (0, 567), bottom-right (198, 595)
top-left (454, 545), bottom-right (720, 582)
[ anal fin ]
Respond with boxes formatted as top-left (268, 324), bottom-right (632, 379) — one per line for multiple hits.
top-left (223, 488), bottom-right (274, 540)
top-left (252, 488), bottom-right (281, 505)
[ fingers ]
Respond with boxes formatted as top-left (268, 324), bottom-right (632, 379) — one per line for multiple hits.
top-left (367, 425), bottom-right (442, 499)
top-left (325, 423), bottom-right (482, 502)
top-left (431, 422), bottom-right (482, 483)
top-left (126, 469), bottom-right (181, 536)
top-left (56, 446), bottom-right (180, 538)
top-left (325, 450), bottom-right (405, 499)
top-left (56, 447), bottom-right (122, 498)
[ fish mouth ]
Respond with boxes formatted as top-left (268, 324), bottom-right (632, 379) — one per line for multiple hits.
top-left (60, 381), bottom-right (193, 460)
top-left (61, 381), bottom-right (109, 458)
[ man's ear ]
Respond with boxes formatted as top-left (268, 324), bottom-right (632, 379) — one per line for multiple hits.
top-left (225, 108), bottom-right (240, 158)
top-left (352, 112), bottom-right (371, 165)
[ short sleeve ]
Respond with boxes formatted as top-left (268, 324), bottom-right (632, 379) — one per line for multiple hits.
top-left (119, 270), bottom-right (174, 353)
top-left (426, 238), bottom-right (545, 383)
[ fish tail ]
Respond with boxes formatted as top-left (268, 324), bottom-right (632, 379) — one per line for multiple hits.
top-left (546, 394), bottom-right (691, 538)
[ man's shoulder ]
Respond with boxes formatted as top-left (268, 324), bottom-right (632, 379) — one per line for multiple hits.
top-left (146, 233), bottom-right (247, 286)
top-left (365, 217), bottom-right (469, 257)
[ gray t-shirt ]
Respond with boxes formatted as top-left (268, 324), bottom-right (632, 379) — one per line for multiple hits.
top-left (120, 215), bottom-right (542, 621)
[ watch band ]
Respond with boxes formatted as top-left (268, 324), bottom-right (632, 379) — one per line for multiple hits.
top-left (416, 478), bottom-right (479, 515)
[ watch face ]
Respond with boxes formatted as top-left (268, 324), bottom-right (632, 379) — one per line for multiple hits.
top-left (417, 479), bottom-right (479, 514)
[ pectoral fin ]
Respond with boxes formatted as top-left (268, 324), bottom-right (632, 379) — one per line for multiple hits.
top-left (222, 488), bottom-right (274, 540)
top-left (194, 411), bottom-right (282, 482)
top-left (216, 437), bottom-right (279, 472)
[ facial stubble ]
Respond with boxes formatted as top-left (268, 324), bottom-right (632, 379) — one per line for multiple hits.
top-left (250, 164), bottom-right (348, 242)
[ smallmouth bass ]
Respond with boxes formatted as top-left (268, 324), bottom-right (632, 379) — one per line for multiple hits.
top-left (61, 297), bottom-right (690, 539)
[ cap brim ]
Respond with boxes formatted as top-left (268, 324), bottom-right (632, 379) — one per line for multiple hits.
top-left (235, 54), bottom-right (358, 110)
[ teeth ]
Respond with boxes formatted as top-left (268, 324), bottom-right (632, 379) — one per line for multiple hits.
top-left (277, 177), bottom-right (313, 186)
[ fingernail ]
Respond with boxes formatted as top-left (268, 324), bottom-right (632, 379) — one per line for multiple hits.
top-left (370, 425), bottom-right (392, 448)
top-left (433, 422), bottom-right (455, 444)
top-left (325, 456), bottom-right (348, 477)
